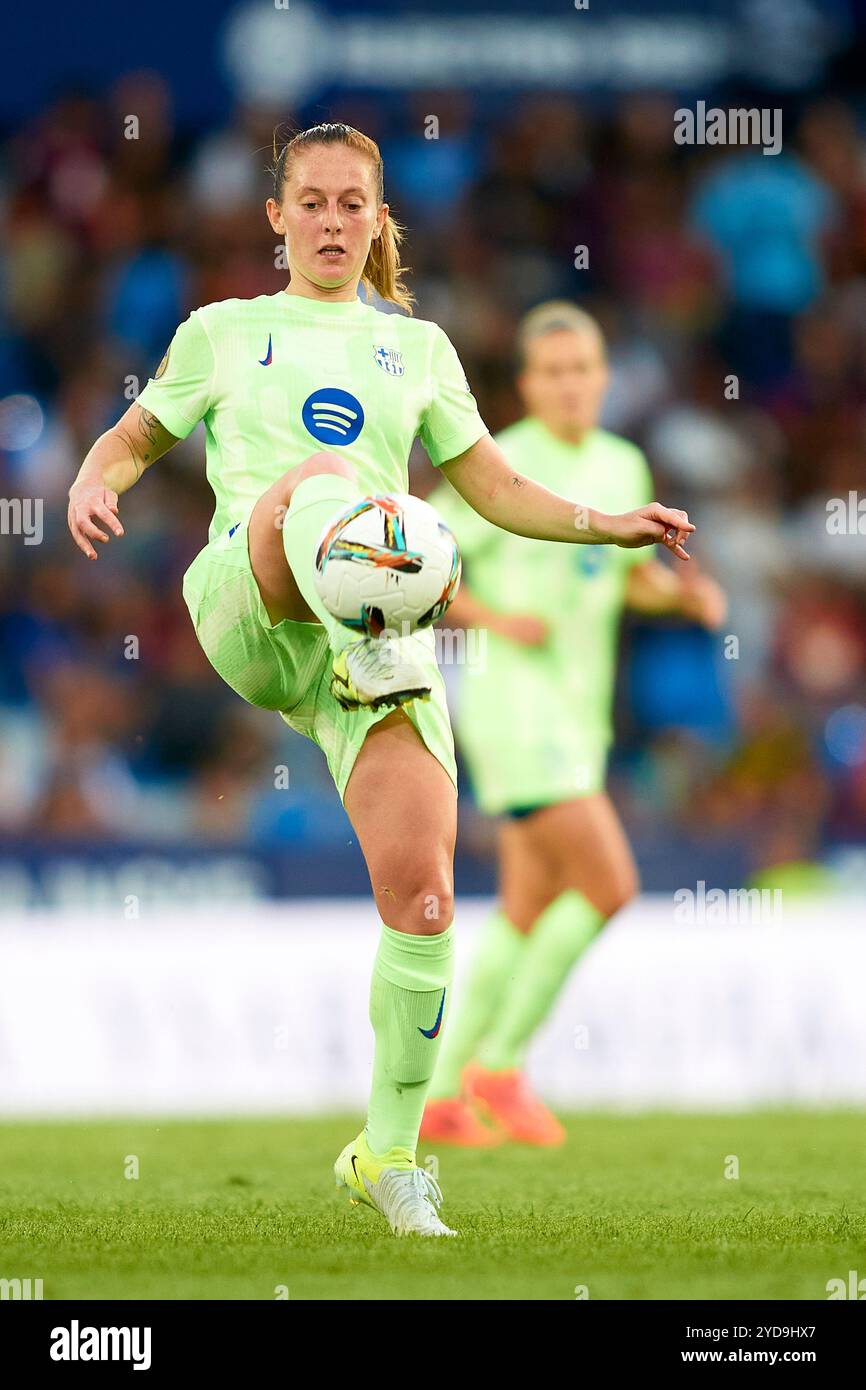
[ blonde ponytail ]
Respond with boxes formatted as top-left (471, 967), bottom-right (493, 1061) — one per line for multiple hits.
top-left (362, 211), bottom-right (415, 314)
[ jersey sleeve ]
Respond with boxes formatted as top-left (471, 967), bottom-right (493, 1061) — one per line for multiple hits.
top-left (417, 325), bottom-right (489, 467)
top-left (426, 477), bottom-right (497, 565)
top-left (136, 310), bottom-right (215, 439)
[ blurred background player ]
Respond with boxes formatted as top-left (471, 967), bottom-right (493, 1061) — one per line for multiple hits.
top-left (66, 129), bottom-right (695, 1232)
top-left (422, 302), bottom-right (726, 1146)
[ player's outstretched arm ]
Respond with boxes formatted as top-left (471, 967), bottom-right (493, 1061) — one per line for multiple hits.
top-left (68, 402), bottom-right (179, 560)
top-left (439, 434), bottom-right (694, 561)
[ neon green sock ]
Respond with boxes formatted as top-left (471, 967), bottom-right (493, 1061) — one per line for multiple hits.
top-left (365, 922), bottom-right (455, 1155)
top-left (427, 908), bottom-right (527, 1099)
top-left (281, 471), bottom-right (359, 655)
top-left (477, 890), bottom-right (604, 1072)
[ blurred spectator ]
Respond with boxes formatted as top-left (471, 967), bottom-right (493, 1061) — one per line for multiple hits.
top-left (690, 147), bottom-right (837, 387)
top-left (381, 91), bottom-right (485, 231)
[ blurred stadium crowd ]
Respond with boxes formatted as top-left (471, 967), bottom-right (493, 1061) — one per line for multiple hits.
top-left (1, 79), bottom-right (865, 884)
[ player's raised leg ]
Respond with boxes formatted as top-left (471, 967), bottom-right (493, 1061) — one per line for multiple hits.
top-left (333, 707), bottom-right (459, 1235)
top-left (248, 450), bottom-right (355, 627)
top-left (248, 451), bottom-right (433, 709)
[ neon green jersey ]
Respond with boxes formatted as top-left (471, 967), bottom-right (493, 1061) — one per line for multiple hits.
top-left (429, 416), bottom-right (654, 749)
top-left (137, 291), bottom-right (489, 541)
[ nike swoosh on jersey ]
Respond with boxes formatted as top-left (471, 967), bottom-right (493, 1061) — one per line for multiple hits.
top-left (259, 334), bottom-right (273, 366)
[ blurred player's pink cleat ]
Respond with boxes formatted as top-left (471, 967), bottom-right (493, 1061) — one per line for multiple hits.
top-left (420, 1096), bottom-right (504, 1148)
top-left (463, 1064), bottom-right (566, 1146)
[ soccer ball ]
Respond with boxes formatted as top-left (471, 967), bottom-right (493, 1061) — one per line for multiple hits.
top-left (313, 492), bottom-right (462, 638)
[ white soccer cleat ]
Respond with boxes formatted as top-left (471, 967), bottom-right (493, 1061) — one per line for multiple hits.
top-left (330, 635), bottom-right (433, 711)
top-left (334, 1132), bottom-right (457, 1237)
top-left (363, 1165), bottom-right (457, 1238)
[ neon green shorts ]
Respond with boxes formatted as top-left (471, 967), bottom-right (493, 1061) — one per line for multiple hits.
top-left (453, 666), bottom-right (609, 815)
top-left (182, 518), bottom-right (458, 804)
top-left (457, 730), bottom-right (608, 816)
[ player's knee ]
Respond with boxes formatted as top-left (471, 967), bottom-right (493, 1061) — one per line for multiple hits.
top-left (508, 894), bottom-right (556, 934)
top-left (410, 872), bottom-right (454, 934)
top-left (261, 452), bottom-right (358, 516)
top-left (296, 451), bottom-right (357, 485)
top-left (416, 879), bottom-right (455, 934)
top-left (374, 866), bottom-right (454, 935)
top-left (594, 866), bottom-right (640, 921)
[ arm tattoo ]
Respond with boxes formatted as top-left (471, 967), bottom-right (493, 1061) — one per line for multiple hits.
top-left (511, 475), bottom-right (526, 488)
top-left (117, 407), bottom-right (164, 481)
top-left (121, 435), bottom-right (143, 482)
top-left (137, 408), bottom-right (161, 462)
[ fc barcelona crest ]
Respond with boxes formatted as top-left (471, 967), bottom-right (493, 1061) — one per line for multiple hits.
top-left (373, 345), bottom-right (405, 376)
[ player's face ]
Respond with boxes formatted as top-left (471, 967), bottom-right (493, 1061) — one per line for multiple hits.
top-left (518, 329), bottom-right (609, 438)
top-left (266, 145), bottom-right (387, 296)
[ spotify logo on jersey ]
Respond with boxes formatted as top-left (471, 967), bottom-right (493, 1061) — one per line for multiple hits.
top-left (302, 388), bottom-right (365, 445)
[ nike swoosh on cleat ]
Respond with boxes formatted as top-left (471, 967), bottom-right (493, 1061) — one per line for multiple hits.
top-left (351, 1154), bottom-right (360, 1180)
top-left (418, 986), bottom-right (446, 1039)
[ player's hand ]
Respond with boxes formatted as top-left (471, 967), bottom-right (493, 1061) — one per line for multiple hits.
top-left (601, 505), bottom-right (694, 561)
top-left (494, 613), bottom-right (550, 646)
top-left (678, 565), bottom-right (727, 629)
top-left (68, 483), bottom-right (124, 559)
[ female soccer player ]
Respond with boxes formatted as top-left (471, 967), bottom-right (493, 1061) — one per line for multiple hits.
top-left (422, 301), bottom-right (726, 1148)
top-left (67, 125), bottom-right (694, 1236)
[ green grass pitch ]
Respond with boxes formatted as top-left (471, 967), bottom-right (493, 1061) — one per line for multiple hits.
top-left (1, 1111), bottom-right (863, 1300)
